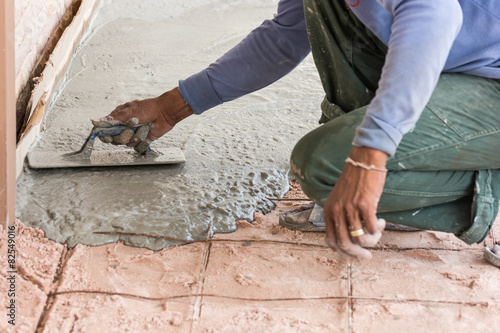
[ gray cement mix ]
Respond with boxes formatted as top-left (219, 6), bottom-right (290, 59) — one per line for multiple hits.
top-left (16, 0), bottom-right (324, 250)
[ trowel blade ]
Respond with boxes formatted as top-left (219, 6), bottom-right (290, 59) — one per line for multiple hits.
top-left (27, 148), bottom-right (186, 169)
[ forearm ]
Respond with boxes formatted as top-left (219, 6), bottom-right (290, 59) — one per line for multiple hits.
top-left (179, 0), bottom-right (310, 114)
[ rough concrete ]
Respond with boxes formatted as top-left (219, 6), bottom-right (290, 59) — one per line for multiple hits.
top-left (16, 0), bottom-right (323, 249)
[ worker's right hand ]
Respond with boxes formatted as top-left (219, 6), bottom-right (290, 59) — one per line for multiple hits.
top-left (91, 87), bottom-right (193, 152)
top-left (323, 146), bottom-right (388, 260)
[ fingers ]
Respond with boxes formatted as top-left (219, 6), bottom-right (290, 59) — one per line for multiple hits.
top-left (356, 212), bottom-right (385, 248)
top-left (350, 202), bottom-right (383, 248)
top-left (335, 210), bottom-right (373, 260)
top-left (323, 164), bottom-right (387, 260)
top-left (128, 125), bottom-right (152, 153)
top-left (343, 207), bottom-right (374, 256)
top-left (112, 128), bottom-right (135, 145)
top-left (326, 219), bottom-right (376, 260)
top-left (96, 125), bottom-right (151, 150)
top-left (91, 117), bottom-right (122, 127)
top-left (325, 225), bottom-right (352, 261)
top-left (91, 100), bottom-right (145, 128)
top-left (91, 99), bottom-right (168, 143)
top-left (349, 176), bottom-right (385, 248)
top-left (324, 204), bottom-right (372, 260)
top-left (134, 139), bottom-right (151, 154)
top-left (339, 205), bottom-right (384, 257)
top-left (98, 135), bottom-right (113, 144)
top-left (352, 226), bottom-right (382, 248)
top-left (91, 116), bottom-right (139, 128)
top-left (127, 124), bottom-right (150, 147)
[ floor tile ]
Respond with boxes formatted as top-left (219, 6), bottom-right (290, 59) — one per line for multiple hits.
top-left (58, 242), bottom-right (206, 297)
top-left (377, 230), bottom-right (485, 251)
top-left (203, 242), bottom-right (348, 299)
top-left (352, 299), bottom-right (500, 333)
top-left (351, 249), bottom-right (500, 302)
top-left (5, 220), bottom-right (64, 293)
top-left (194, 299), bottom-right (348, 333)
top-left (0, 274), bottom-right (47, 333)
top-left (41, 293), bottom-right (194, 332)
top-left (0, 220), bottom-right (63, 333)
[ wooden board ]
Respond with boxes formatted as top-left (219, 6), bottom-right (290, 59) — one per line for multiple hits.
top-left (16, 0), bottom-right (100, 177)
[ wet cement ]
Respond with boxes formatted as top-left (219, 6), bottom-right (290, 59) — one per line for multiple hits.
top-left (16, 0), bottom-right (323, 250)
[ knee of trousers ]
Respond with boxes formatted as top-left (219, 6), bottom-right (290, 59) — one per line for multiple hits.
top-left (290, 105), bottom-right (366, 204)
top-left (289, 130), bottom-right (346, 206)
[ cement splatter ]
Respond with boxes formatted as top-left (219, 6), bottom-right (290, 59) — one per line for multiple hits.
top-left (16, 0), bottom-right (323, 249)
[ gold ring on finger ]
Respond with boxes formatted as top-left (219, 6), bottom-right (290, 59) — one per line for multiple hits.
top-left (350, 228), bottom-right (365, 237)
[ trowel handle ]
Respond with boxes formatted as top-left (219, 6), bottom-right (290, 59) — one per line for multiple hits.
top-left (90, 125), bottom-right (138, 140)
top-left (92, 125), bottom-right (153, 154)
top-left (64, 125), bottom-right (151, 160)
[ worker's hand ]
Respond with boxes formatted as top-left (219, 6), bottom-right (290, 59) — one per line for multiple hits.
top-left (323, 146), bottom-right (388, 260)
top-left (91, 87), bottom-right (193, 152)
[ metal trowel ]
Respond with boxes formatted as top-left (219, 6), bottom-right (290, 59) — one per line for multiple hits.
top-left (27, 125), bottom-right (186, 169)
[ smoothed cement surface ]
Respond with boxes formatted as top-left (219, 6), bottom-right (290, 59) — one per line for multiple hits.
top-left (16, 0), bottom-right (323, 249)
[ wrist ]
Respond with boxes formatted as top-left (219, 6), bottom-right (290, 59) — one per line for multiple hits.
top-left (157, 87), bottom-right (194, 127)
top-left (348, 146), bottom-right (389, 169)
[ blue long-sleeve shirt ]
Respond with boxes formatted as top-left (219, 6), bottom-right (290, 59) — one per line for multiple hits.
top-left (179, 0), bottom-right (500, 156)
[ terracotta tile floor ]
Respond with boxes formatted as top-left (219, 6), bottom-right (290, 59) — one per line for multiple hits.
top-left (2, 184), bottom-right (500, 332)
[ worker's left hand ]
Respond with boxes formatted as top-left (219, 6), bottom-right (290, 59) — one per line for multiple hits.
top-left (323, 146), bottom-right (388, 260)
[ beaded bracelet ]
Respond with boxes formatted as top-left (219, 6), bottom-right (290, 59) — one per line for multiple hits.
top-left (345, 157), bottom-right (388, 173)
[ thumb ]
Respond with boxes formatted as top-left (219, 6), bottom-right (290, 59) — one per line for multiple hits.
top-left (91, 115), bottom-right (140, 128)
top-left (91, 102), bottom-right (145, 127)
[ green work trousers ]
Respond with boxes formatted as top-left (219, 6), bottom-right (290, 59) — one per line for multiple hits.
top-left (291, 0), bottom-right (500, 243)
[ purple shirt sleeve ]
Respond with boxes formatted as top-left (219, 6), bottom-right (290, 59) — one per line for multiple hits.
top-left (179, 0), bottom-right (310, 114)
top-left (351, 0), bottom-right (463, 156)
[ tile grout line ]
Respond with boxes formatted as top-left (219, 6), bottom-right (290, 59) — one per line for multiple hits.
top-left (348, 262), bottom-right (353, 333)
top-left (90, 230), bottom-right (488, 253)
top-left (14, 268), bottom-right (46, 294)
top-left (47, 289), bottom-right (496, 306)
top-left (190, 242), bottom-right (212, 332)
top-left (35, 243), bottom-right (73, 333)
top-left (190, 224), bottom-right (214, 332)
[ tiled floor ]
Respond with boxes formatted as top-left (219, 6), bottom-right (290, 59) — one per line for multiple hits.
top-left (2, 186), bottom-right (500, 332)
